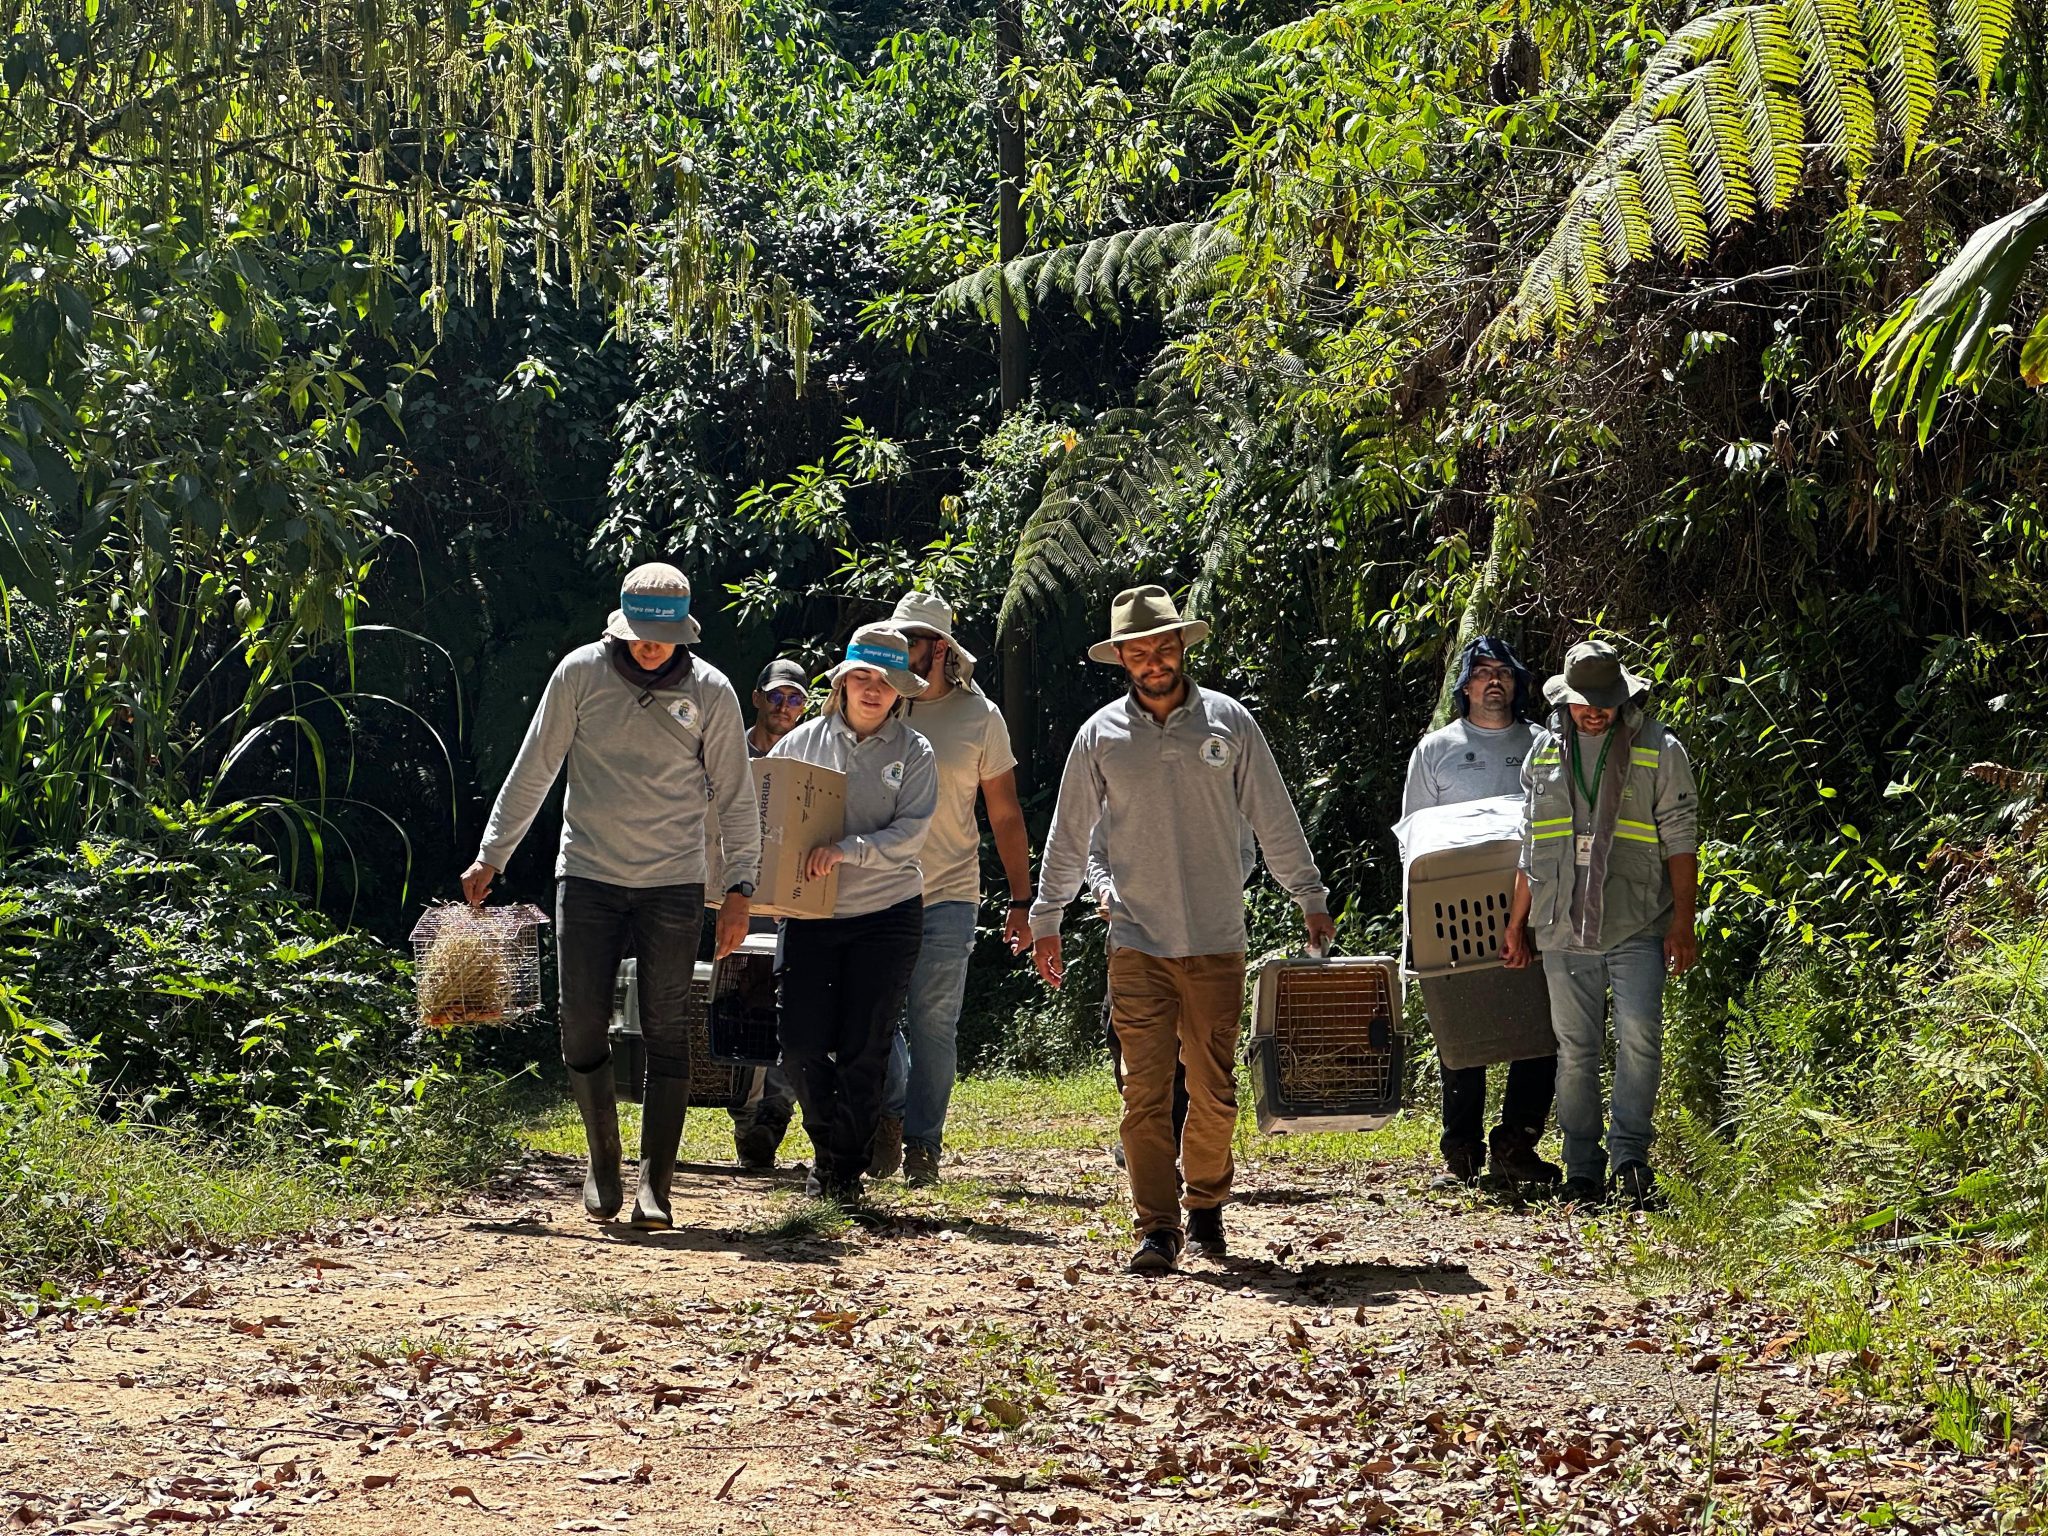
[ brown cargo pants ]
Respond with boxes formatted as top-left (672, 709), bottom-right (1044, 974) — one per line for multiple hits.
top-left (1108, 947), bottom-right (1248, 1235)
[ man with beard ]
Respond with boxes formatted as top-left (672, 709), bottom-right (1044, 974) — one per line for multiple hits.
top-left (1029, 586), bottom-right (1334, 1275)
top-left (1504, 640), bottom-right (1700, 1210)
top-left (1401, 636), bottom-right (1559, 1188)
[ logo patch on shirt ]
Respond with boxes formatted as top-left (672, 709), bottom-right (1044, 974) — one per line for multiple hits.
top-left (666, 698), bottom-right (699, 730)
top-left (882, 760), bottom-right (906, 788)
top-left (1199, 735), bottom-right (1234, 769)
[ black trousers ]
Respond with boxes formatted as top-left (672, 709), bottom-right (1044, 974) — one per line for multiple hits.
top-left (777, 897), bottom-right (924, 1184)
top-left (1440, 1055), bottom-right (1557, 1153)
top-left (557, 877), bottom-right (704, 1080)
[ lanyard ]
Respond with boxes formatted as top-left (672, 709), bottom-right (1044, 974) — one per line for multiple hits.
top-left (1570, 729), bottom-right (1614, 809)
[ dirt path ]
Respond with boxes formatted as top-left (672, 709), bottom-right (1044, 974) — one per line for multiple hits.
top-left (3, 1122), bottom-right (2039, 1534)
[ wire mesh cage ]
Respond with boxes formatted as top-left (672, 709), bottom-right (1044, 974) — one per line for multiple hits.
top-left (1248, 955), bottom-right (1404, 1133)
top-left (409, 902), bottom-right (549, 1030)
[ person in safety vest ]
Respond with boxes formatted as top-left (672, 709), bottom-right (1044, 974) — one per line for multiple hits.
top-left (1401, 636), bottom-right (1559, 1189)
top-left (1503, 640), bottom-right (1699, 1209)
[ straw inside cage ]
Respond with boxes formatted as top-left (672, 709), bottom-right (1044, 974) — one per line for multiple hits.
top-left (1270, 966), bottom-right (1397, 1108)
top-left (411, 903), bottom-right (546, 1030)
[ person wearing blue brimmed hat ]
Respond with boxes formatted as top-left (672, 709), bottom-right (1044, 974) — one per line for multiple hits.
top-left (464, 562), bottom-right (762, 1232)
top-left (767, 623), bottom-right (939, 1204)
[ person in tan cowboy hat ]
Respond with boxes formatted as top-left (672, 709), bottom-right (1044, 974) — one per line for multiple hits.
top-left (464, 562), bottom-right (761, 1232)
top-left (1028, 585), bottom-right (1334, 1274)
top-left (1503, 639), bottom-right (1700, 1210)
top-left (768, 623), bottom-right (939, 1205)
top-left (866, 591), bottom-right (1035, 1186)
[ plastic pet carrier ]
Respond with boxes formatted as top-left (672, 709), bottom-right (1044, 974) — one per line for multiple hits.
top-left (610, 959), bottom-right (739, 1109)
top-left (1394, 796), bottom-right (1557, 1068)
top-left (1247, 954), bottom-right (1405, 1134)
top-left (706, 933), bottom-right (780, 1064)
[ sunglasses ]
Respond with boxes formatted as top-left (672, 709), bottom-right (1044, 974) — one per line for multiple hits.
top-left (763, 687), bottom-right (806, 708)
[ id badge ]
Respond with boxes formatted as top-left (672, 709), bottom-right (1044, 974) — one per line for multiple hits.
top-left (1575, 833), bottom-right (1594, 868)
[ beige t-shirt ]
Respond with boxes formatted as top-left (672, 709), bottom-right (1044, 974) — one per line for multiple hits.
top-left (901, 683), bottom-right (1018, 905)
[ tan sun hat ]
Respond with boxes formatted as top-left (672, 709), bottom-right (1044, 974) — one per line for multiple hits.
top-left (1542, 640), bottom-right (1649, 710)
top-left (889, 590), bottom-right (977, 677)
top-left (1086, 584), bottom-right (1211, 665)
top-left (826, 623), bottom-right (929, 699)
top-left (604, 562), bottom-right (702, 646)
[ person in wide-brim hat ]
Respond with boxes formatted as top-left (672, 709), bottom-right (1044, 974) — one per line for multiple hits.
top-left (890, 591), bottom-right (977, 683)
top-left (824, 623), bottom-right (928, 704)
top-left (1086, 585), bottom-right (1211, 665)
top-left (605, 561), bottom-right (703, 647)
top-left (1542, 639), bottom-right (1648, 711)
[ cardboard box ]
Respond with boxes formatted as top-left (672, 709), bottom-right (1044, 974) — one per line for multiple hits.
top-left (751, 757), bottom-right (845, 918)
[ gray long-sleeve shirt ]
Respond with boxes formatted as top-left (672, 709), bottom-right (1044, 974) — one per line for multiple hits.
top-left (478, 642), bottom-right (761, 890)
top-left (768, 712), bottom-right (938, 917)
top-left (1401, 719), bottom-right (1537, 817)
top-left (1031, 686), bottom-right (1328, 959)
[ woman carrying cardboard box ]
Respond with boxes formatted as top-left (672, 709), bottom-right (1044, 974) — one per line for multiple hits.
top-left (767, 623), bottom-right (938, 1204)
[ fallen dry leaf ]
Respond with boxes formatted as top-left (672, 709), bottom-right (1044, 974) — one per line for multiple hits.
top-left (454, 1427), bottom-right (523, 1457)
top-left (715, 1462), bottom-right (746, 1500)
top-left (361, 1475), bottom-right (397, 1491)
top-left (448, 1485), bottom-right (491, 1509)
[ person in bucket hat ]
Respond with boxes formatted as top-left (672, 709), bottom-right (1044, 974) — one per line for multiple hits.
top-left (1028, 585), bottom-right (1333, 1275)
top-left (868, 591), bottom-right (1035, 1187)
top-left (1402, 635), bottom-right (1559, 1190)
top-left (464, 562), bottom-right (760, 1232)
top-left (768, 623), bottom-right (938, 1204)
top-left (1503, 639), bottom-right (1700, 1210)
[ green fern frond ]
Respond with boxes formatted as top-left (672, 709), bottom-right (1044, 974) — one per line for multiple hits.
top-left (1944, 0), bottom-right (2014, 103)
top-left (1493, 0), bottom-right (2012, 342)
top-left (935, 221), bottom-right (1223, 331)
top-left (1787, 0), bottom-right (1878, 179)
top-left (1862, 0), bottom-right (1939, 162)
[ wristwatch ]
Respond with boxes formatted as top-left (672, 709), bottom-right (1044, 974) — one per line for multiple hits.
top-left (726, 881), bottom-right (756, 900)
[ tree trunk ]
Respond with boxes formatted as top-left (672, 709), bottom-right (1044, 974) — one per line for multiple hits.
top-left (995, 0), bottom-right (1035, 786)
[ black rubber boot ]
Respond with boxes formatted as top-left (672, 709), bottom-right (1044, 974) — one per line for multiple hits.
top-left (630, 1075), bottom-right (688, 1231)
top-left (1489, 1126), bottom-right (1562, 1186)
top-left (567, 1063), bottom-right (624, 1221)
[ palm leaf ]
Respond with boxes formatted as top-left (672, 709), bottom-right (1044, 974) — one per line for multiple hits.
top-left (1943, 0), bottom-right (2015, 103)
top-left (1865, 192), bottom-right (2048, 443)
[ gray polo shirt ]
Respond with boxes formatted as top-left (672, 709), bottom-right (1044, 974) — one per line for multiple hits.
top-left (769, 712), bottom-right (938, 917)
top-left (1031, 685), bottom-right (1328, 959)
top-left (478, 642), bottom-right (761, 890)
top-left (1401, 718), bottom-right (1537, 817)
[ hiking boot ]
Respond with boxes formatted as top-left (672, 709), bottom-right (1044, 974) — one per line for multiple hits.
top-left (904, 1144), bottom-right (941, 1187)
top-left (1560, 1175), bottom-right (1606, 1207)
top-left (1434, 1138), bottom-right (1485, 1190)
top-left (1488, 1126), bottom-right (1562, 1186)
top-left (1186, 1205), bottom-right (1228, 1258)
top-left (734, 1120), bottom-right (783, 1172)
top-left (629, 1076), bottom-right (688, 1230)
top-left (566, 1063), bottom-right (624, 1221)
top-left (1128, 1228), bottom-right (1183, 1276)
top-left (868, 1114), bottom-right (905, 1179)
top-left (1612, 1161), bottom-right (1662, 1211)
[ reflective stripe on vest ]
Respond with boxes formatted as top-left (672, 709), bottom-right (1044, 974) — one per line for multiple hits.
top-left (1531, 815), bottom-right (1574, 842)
top-left (1615, 818), bottom-right (1659, 844)
top-left (1629, 747), bottom-right (1660, 769)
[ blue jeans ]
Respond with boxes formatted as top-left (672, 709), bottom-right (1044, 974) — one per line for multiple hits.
top-left (881, 901), bottom-right (979, 1153)
top-left (1543, 933), bottom-right (1667, 1182)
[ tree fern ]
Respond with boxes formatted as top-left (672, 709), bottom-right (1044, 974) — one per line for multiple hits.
top-left (1488, 0), bottom-right (1983, 346)
top-left (935, 221), bottom-right (1236, 329)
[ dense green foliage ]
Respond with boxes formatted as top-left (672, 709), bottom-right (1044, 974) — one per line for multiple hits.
top-left (10, 0), bottom-right (2048, 1423)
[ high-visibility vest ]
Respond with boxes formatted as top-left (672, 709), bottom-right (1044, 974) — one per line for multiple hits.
top-left (1524, 713), bottom-right (1675, 942)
